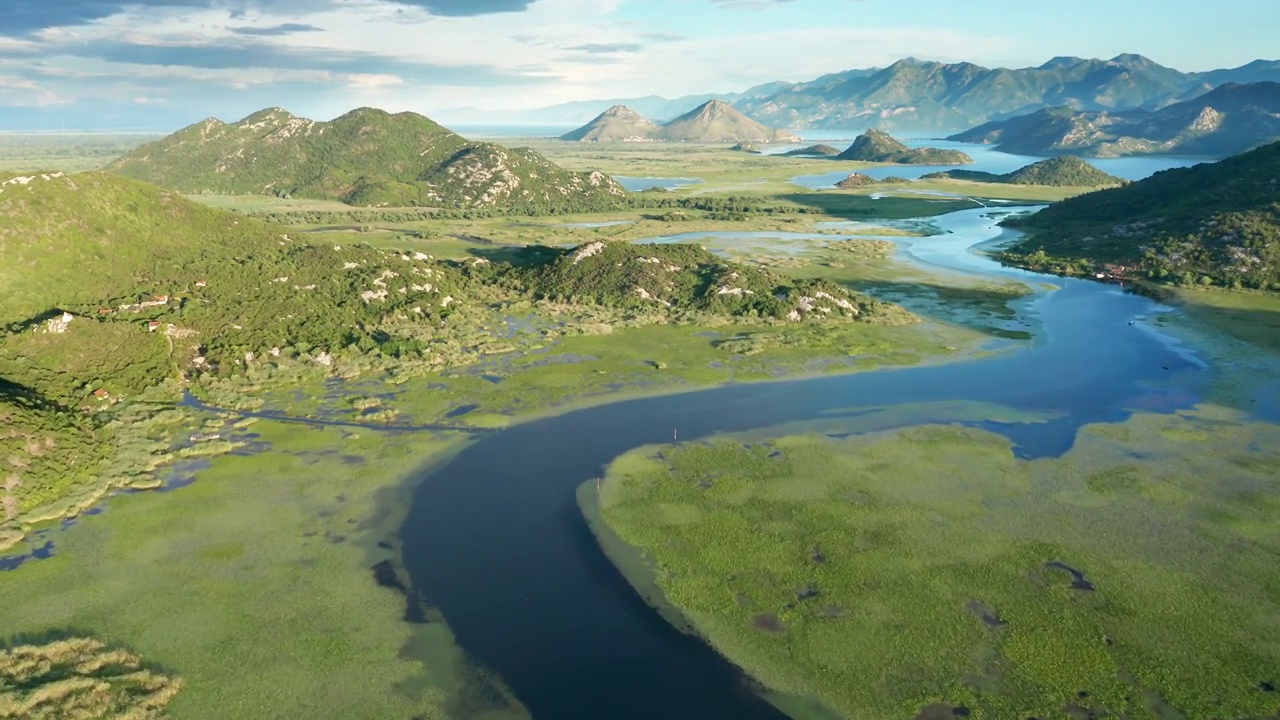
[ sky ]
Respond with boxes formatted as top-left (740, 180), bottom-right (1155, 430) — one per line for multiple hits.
top-left (0, 0), bottom-right (1277, 129)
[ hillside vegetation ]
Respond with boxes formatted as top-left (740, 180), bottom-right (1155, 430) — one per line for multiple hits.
top-left (837, 130), bottom-right (973, 164)
top-left (1001, 141), bottom-right (1280, 289)
top-left (924, 156), bottom-right (1126, 187)
top-left (0, 170), bottom-right (914, 541)
top-left (107, 107), bottom-right (627, 211)
top-left (493, 241), bottom-right (907, 322)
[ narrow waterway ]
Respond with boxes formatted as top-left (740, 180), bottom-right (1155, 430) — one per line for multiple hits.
top-left (398, 207), bottom-right (1215, 719)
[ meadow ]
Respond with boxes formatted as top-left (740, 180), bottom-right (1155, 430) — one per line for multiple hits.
top-left (595, 405), bottom-right (1280, 719)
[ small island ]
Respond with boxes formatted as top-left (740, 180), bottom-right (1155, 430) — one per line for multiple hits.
top-left (836, 129), bottom-right (973, 164)
top-left (922, 156), bottom-right (1126, 187)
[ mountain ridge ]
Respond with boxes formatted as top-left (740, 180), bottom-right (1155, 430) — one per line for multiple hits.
top-left (108, 107), bottom-right (627, 211)
top-left (947, 81), bottom-right (1280, 157)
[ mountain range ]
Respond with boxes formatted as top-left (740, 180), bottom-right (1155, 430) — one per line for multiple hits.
top-left (107, 107), bottom-right (626, 210)
top-left (947, 82), bottom-right (1280, 157)
top-left (562, 100), bottom-right (800, 143)
top-left (460, 55), bottom-right (1280, 133)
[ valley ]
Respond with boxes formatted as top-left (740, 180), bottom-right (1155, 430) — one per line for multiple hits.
top-left (2, 102), bottom-right (1278, 720)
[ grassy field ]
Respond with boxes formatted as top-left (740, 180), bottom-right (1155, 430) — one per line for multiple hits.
top-left (0, 133), bottom-right (159, 172)
top-left (0, 420), bottom-right (528, 720)
top-left (594, 405), bottom-right (1280, 720)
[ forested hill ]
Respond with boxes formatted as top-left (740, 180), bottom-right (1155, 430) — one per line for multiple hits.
top-left (106, 107), bottom-right (627, 211)
top-left (1001, 141), bottom-right (1280, 290)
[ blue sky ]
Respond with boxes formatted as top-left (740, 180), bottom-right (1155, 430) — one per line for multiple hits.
top-left (0, 0), bottom-right (1275, 129)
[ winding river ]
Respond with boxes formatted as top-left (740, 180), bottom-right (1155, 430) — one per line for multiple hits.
top-left (398, 207), bottom-right (1222, 719)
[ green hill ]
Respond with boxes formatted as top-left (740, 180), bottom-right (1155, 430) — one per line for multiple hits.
top-left (923, 156), bottom-right (1126, 186)
top-left (781, 144), bottom-right (841, 157)
top-left (504, 240), bottom-right (902, 322)
top-left (1001, 141), bottom-right (1280, 289)
top-left (107, 107), bottom-right (627, 211)
top-left (837, 130), bottom-right (972, 164)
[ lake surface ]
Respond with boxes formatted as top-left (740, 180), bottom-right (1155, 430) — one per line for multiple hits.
top-left (398, 206), bottom-right (1239, 719)
top-left (614, 176), bottom-right (706, 191)
top-left (788, 136), bottom-right (1211, 189)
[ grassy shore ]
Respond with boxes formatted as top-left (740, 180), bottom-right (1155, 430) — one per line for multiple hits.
top-left (594, 405), bottom-right (1280, 719)
top-left (0, 420), bottom-right (531, 720)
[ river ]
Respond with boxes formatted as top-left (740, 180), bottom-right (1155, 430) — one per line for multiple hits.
top-left (397, 206), bottom-right (1220, 719)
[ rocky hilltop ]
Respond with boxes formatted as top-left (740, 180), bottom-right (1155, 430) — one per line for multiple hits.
top-left (561, 100), bottom-right (800, 144)
top-left (109, 107), bottom-right (627, 210)
top-left (949, 82), bottom-right (1280, 157)
top-left (836, 130), bottom-right (973, 164)
top-left (1001, 140), bottom-right (1280, 289)
top-left (923, 156), bottom-right (1125, 186)
top-left (559, 105), bottom-right (661, 142)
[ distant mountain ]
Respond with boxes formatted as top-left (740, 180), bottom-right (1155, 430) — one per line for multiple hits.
top-left (107, 107), bottom-right (626, 210)
top-left (923, 156), bottom-right (1125, 186)
top-left (836, 130), bottom-right (973, 164)
top-left (948, 82), bottom-right (1280, 157)
top-left (1001, 141), bottom-right (1280, 289)
top-left (440, 77), bottom-right (810, 126)
top-left (560, 100), bottom-right (800, 143)
top-left (735, 55), bottom-right (1280, 131)
top-left (659, 100), bottom-right (800, 143)
top-left (781, 144), bottom-right (842, 157)
top-left (560, 105), bottom-right (661, 142)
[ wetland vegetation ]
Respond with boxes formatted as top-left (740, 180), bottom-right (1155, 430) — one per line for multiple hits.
top-left (596, 407), bottom-right (1280, 719)
top-left (2, 117), bottom-right (1278, 720)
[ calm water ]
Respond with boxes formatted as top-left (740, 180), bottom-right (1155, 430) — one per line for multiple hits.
top-left (787, 135), bottom-right (1212, 188)
top-left (399, 207), bottom-right (1233, 719)
top-left (614, 175), bottom-right (705, 191)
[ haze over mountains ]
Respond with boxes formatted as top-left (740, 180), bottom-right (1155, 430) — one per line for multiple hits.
top-left (108, 107), bottom-right (625, 211)
top-left (562, 100), bottom-right (800, 143)
top-left (464, 55), bottom-right (1280, 134)
top-left (948, 81), bottom-right (1280, 157)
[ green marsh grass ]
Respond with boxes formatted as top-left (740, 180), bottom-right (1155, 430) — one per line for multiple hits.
top-left (596, 406), bottom-right (1280, 719)
top-left (0, 421), bottom-right (527, 720)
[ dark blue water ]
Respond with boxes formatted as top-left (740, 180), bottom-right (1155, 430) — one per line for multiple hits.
top-left (398, 208), bottom-right (1219, 719)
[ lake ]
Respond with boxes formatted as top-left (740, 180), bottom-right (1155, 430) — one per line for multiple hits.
top-left (788, 134), bottom-right (1211, 188)
top-left (398, 206), bottom-right (1239, 719)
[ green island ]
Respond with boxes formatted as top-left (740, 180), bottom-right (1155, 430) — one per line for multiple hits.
top-left (1, 97), bottom-right (1278, 720)
top-left (835, 130), bottom-right (973, 165)
top-left (922, 156), bottom-right (1126, 188)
